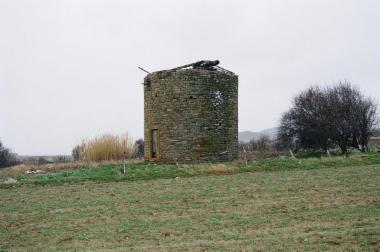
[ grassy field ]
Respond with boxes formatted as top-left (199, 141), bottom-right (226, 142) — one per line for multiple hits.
top-left (1, 155), bottom-right (380, 251)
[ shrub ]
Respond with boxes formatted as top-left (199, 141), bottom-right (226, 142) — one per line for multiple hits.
top-left (133, 139), bottom-right (144, 158)
top-left (255, 135), bottom-right (272, 153)
top-left (37, 157), bottom-right (48, 164)
top-left (0, 140), bottom-right (18, 168)
top-left (79, 133), bottom-right (136, 162)
top-left (72, 144), bottom-right (84, 161)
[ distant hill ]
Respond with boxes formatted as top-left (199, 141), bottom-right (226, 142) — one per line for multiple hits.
top-left (239, 127), bottom-right (279, 143)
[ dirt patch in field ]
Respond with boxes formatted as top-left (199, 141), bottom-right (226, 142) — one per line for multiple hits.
top-left (203, 164), bottom-right (237, 175)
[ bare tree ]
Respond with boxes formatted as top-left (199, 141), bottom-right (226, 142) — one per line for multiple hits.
top-left (278, 86), bottom-right (333, 152)
top-left (278, 81), bottom-right (379, 155)
top-left (256, 135), bottom-right (272, 153)
top-left (327, 83), bottom-right (379, 154)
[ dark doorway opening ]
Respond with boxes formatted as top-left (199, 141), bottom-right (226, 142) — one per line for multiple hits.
top-left (151, 129), bottom-right (158, 159)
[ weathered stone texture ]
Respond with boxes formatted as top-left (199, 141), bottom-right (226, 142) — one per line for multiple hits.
top-left (144, 68), bottom-right (238, 163)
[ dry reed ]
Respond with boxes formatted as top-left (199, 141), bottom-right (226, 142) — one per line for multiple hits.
top-left (80, 133), bottom-right (136, 162)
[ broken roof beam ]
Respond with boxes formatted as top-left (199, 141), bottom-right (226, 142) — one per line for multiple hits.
top-left (170, 60), bottom-right (220, 71)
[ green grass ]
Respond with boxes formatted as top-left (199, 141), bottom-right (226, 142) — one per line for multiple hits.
top-left (0, 154), bottom-right (379, 251)
top-left (1, 152), bottom-right (380, 187)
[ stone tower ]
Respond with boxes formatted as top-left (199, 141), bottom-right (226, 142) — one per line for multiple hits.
top-left (144, 61), bottom-right (238, 163)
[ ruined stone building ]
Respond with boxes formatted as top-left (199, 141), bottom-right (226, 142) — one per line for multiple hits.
top-left (143, 60), bottom-right (238, 163)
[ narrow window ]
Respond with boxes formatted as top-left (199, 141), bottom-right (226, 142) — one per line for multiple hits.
top-left (151, 129), bottom-right (158, 159)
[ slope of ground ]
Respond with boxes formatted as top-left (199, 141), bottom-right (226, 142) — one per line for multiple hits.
top-left (2, 153), bottom-right (379, 187)
top-left (1, 162), bottom-right (379, 251)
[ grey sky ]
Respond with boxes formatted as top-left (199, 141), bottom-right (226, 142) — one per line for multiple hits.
top-left (0, 0), bottom-right (379, 155)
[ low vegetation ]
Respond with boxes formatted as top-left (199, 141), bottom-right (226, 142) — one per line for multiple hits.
top-left (239, 134), bottom-right (287, 160)
top-left (1, 154), bottom-right (379, 251)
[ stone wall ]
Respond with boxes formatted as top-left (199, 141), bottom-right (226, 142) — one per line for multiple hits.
top-left (144, 68), bottom-right (238, 163)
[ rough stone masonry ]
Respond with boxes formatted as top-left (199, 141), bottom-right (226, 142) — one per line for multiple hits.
top-left (144, 62), bottom-right (238, 163)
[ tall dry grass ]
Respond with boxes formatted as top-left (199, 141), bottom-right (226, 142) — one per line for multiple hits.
top-left (80, 133), bottom-right (136, 162)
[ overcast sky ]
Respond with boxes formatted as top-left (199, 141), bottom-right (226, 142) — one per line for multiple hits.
top-left (0, 0), bottom-right (379, 155)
